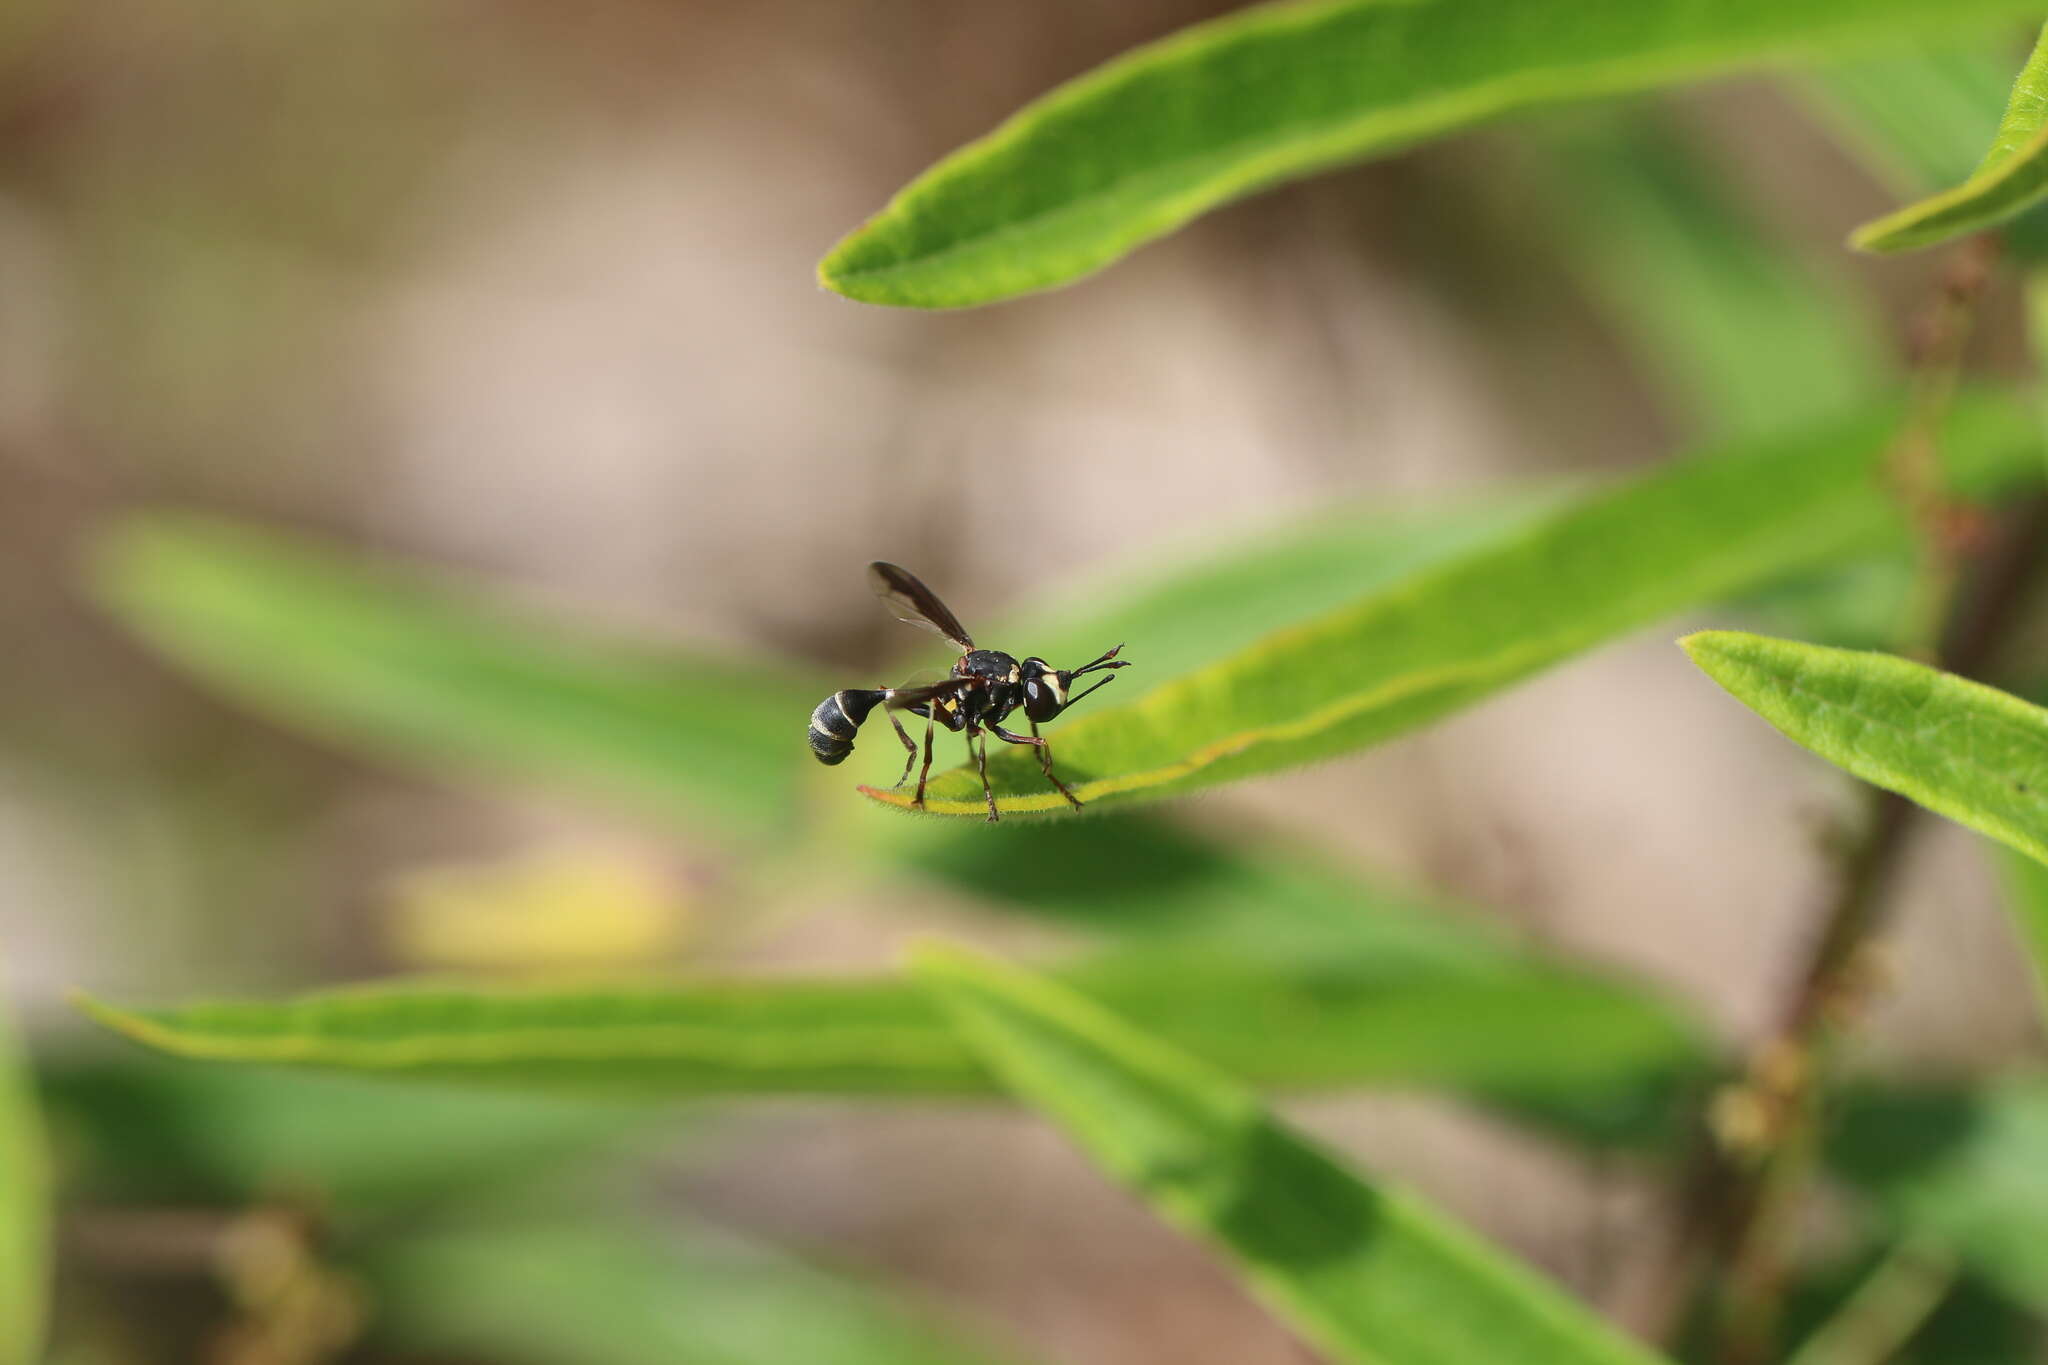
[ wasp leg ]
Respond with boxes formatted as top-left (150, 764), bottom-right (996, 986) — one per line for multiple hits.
top-left (1008, 718), bottom-right (1082, 809)
top-left (912, 705), bottom-right (937, 809)
top-left (967, 722), bottom-right (999, 822)
top-left (883, 701), bottom-right (918, 787)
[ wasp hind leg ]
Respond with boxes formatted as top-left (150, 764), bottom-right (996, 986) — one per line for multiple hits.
top-left (883, 701), bottom-right (918, 787)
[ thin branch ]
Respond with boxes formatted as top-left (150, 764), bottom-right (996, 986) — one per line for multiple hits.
top-left (1623, 236), bottom-right (2047, 1361)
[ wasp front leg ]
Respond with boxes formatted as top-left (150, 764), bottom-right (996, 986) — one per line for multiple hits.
top-left (992, 721), bottom-right (1083, 809)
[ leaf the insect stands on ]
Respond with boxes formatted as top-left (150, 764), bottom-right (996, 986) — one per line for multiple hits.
top-left (866, 396), bottom-right (2041, 818)
top-left (911, 942), bottom-right (1675, 1365)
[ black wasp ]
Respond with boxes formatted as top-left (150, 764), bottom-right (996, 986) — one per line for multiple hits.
top-left (807, 562), bottom-right (1129, 822)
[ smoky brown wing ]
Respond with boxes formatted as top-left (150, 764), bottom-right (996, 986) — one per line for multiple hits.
top-left (884, 677), bottom-right (978, 711)
top-left (868, 561), bottom-right (973, 650)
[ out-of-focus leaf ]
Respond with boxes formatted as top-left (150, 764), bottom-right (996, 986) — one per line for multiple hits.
top-left (1831, 1079), bottom-right (2048, 1313)
top-left (1780, 1254), bottom-right (2029, 1365)
top-left (860, 397), bottom-right (2040, 818)
top-left (1733, 556), bottom-right (1918, 653)
top-left (1683, 632), bottom-right (2048, 866)
top-left (366, 1216), bottom-right (1004, 1365)
top-left (40, 1056), bottom-right (643, 1208)
top-left (1993, 844), bottom-right (2048, 1026)
top-left (897, 810), bottom-right (1523, 965)
top-left (89, 514), bottom-right (821, 839)
top-left (1851, 24), bottom-right (2048, 251)
top-left (875, 814), bottom-right (1699, 1144)
top-left (0, 966), bottom-right (46, 1365)
top-left (1538, 112), bottom-right (1884, 439)
top-left (1803, 37), bottom-right (2048, 257)
top-left (818, 0), bottom-right (2041, 308)
top-left (912, 943), bottom-right (1672, 1365)
top-left (1784, 1241), bottom-right (1957, 1365)
top-left (75, 948), bottom-right (1705, 1112)
top-left (1803, 44), bottom-right (2014, 194)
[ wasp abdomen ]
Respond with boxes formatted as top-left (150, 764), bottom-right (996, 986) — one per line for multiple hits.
top-left (807, 688), bottom-right (886, 766)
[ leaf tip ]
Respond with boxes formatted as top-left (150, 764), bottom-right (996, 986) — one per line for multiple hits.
top-left (815, 226), bottom-right (930, 308)
top-left (1845, 216), bottom-right (1908, 255)
top-left (814, 237), bottom-right (860, 300)
top-left (1677, 629), bottom-right (1733, 663)
top-left (67, 990), bottom-right (162, 1050)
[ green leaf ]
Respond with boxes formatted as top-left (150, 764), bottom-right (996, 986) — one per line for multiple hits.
top-left (1993, 843), bottom-right (2048, 1027)
top-left (1801, 44), bottom-right (2014, 195)
top-left (89, 513), bottom-right (822, 839)
top-left (1784, 1241), bottom-right (1957, 1365)
top-left (1535, 110), bottom-right (1885, 440)
top-left (863, 396), bottom-right (2040, 818)
top-left (0, 965), bottom-right (47, 1365)
top-left (897, 811), bottom-right (1532, 964)
top-left (366, 1216), bottom-right (1004, 1365)
top-left (990, 488), bottom-right (1574, 695)
top-left (74, 947), bottom-right (1704, 1114)
top-left (39, 1057), bottom-right (643, 1209)
top-left (1851, 23), bottom-right (2048, 251)
top-left (1831, 1079), bottom-right (2048, 1314)
top-left (1681, 632), bottom-right (2048, 866)
top-left (911, 942), bottom-right (1671, 1365)
top-left (818, 0), bottom-right (2042, 308)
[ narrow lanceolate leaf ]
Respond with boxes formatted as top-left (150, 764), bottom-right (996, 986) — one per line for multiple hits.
top-left (40, 1059), bottom-right (642, 1208)
top-left (818, 0), bottom-right (2041, 308)
top-left (90, 514), bottom-right (822, 839)
top-left (369, 1217), bottom-right (1001, 1365)
top-left (1801, 44), bottom-right (2012, 197)
top-left (75, 947), bottom-right (1704, 1109)
top-left (912, 943), bottom-right (1672, 1365)
top-left (862, 397), bottom-right (2041, 818)
top-left (1852, 23), bottom-right (2048, 252)
top-left (1683, 633), bottom-right (2048, 866)
top-left (1537, 112), bottom-right (1885, 440)
top-left (0, 964), bottom-right (47, 1365)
